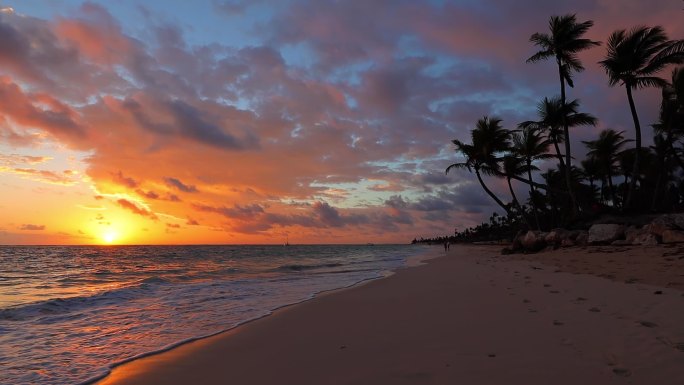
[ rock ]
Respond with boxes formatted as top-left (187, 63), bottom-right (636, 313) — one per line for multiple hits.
top-left (645, 214), bottom-right (684, 236)
top-left (544, 228), bottom-right (568, 245)
top-left (520, 231), bottom-right (547, 251)
top-left (575, 231), bottom-right (589, 246)
top-left (632, 232), bottom-right (660, 246)
top-left (624, 226), bottom-right (640, 243)
top-left (587, 224), bottom-right (625, 245)
top-left (560, 238), bottom-right (575, 248)
top-left (661, 229), bottom-right (684, 244)
top-left (511, 230), bottom-right (525, 251)
top-left (566, 230), bottom-right (582, 241)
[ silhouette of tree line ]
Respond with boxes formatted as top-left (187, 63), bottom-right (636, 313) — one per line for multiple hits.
top-left (416, 15), bottom-right (684, 244)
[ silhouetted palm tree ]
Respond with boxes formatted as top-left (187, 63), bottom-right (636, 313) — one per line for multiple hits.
top-left (502, 155), bottom-right (531, 226)
top-left (583, 129), bottom-right (631, 208)
top-left (599, 26), bottom-right (684, 210)
top-left (528, 14), bottom-right (600, 212)
top-left (512, 126), bottom-right (554, 229)
top-left (649, 134), bottom-right (675, 211)
top-left (446, 117), bottom-right (512, 216)
top-left (520, 97), bottom-right (597, 171)
top-left (580, 156), bottom-right (602, 201)
top-left (654, 67), bottom-right (684, 170)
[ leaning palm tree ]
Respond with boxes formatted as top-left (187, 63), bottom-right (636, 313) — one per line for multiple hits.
top-left (583, 129), bottom-right (632, 208)
top-left (512, 126), bottom-right (554, 229)
top-left (502, 155), bottom-right (532, 227)
top-left (446, 117), bottom-right (512, 216)
top-left (599, 26), bottom-right (684, 210)
top-left (528, 14), bottom-right (600, 212)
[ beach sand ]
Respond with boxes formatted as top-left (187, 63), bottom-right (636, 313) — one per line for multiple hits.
top-left (97, 244), bottom-right (684, 385)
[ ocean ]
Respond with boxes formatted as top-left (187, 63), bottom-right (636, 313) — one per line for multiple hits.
top-left (0, 244), bottom-right (427, 385)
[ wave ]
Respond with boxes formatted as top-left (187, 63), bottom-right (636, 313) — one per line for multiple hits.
top-left (277, 262), bottom-right (344, 271)
top-left (0, 277), bottom-right (173, 322)
top-left (76, 271), bottom-right (389, 385)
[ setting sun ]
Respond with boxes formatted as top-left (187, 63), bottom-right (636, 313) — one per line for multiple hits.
top-left (102, 231), bottom-right (118, 244)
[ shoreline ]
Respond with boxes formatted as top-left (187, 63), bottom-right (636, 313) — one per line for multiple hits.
top-left (81, 245), bottom-right (438, 385)
top-left (97, 244), bottom-right (684, 384)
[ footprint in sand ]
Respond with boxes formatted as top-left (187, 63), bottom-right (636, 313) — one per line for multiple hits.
top-left (589, 307), bottom-right (601, 312)
top-left (553, 320), bottom-right (564, 326)
top-left (612, 368), bottom-right (631, 377)
top-left (639, 321), bottom-right (658, 328)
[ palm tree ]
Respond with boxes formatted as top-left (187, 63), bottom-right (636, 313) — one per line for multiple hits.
top-left (528, 14), bottom-right (600, 212)
top-left (446, 117), bottom-right (512, 216)
top-left (649, 134), bottom-right (674, 211)
top-left (654, 67), bottom-right (684, 170)
top-left (580, 156), bottom-right (602, 201)
top-left (583, 129), bottom-right (631, 208)
top-left (520, 97), bottom-right (597, 171)
top-left (512, 126), bottom-right (554, 229)
top-left (502, 155), bottom-right (531, 226)
top-left (599, 26), bottom-right (684, 210)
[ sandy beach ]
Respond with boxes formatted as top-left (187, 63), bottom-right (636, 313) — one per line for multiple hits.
top-left (97, 244), bottom-right (684, 385)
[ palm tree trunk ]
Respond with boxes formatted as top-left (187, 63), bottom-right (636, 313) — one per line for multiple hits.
top-left (557, 60), bottom-right (579, 215)
top-left (624, 85), bottom-right (641, 211)
top-left (507, 177), bottom-right (531, 228)
top-left (669, 142), bottom-right (684, 171)
top-left (607, 168), bottom-right (617, 208)
top-left (527, 159), bottom-right (541, 230)
top-left (475, 167), bottom-right (510, 216)
top-left (506, 174), bottom-right (567, 195)
top-left (552, 138), bottom-right (565, 169)
top-left (650, 166), bottom-right (664, 212)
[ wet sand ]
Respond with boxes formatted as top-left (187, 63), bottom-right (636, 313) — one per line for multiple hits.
top-left (97, 244), bottom-right (684, 385)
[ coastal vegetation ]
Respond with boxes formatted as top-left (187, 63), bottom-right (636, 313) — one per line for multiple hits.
top-left (431, 15), bottom-right (684, 244)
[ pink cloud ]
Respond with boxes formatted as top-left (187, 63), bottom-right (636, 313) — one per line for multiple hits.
top-left (2, 1), bottom-right (680, 243)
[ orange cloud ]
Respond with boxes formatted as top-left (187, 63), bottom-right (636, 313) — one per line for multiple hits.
top-left (116, 198), bottom-right (158, 220)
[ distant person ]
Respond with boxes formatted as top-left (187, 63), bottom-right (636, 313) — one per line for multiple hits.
top-left (447, 241), bottom-right (450, 251)
top-left (444, 242), bottom-right (448, 252)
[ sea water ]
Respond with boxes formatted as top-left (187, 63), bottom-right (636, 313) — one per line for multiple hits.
top-left (0, 244), bottom-right (426, 385)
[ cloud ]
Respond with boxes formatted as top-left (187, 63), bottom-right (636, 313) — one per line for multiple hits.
top-left (19, 224), bottom-right (45, 230)
top-left (113, 171), bottom-right (139, 188)
top-left (1, 1), bottom-right (681, 243)
top-left (312, 201), bottom-right (368, 227)
top-left (1, 166), bottom-right (77, 185)
top-left (116, 198), bottom-right (158, 220)
top-left (165, 177), bottom-right (198, 193)
top-left (0, 154), bottom-right (52, 166)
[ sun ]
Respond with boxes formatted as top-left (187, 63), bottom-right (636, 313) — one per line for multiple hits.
top-left (101, 230), bottom-right (118, 244)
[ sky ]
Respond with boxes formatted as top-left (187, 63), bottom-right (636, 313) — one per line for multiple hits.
top-left (0, 0), bottom-right (682, 245)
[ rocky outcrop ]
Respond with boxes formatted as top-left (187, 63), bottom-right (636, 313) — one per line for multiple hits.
top-left (504, 213), bottom-right (684, 253)
top-left (587, 224), bottom-right (625, 245)
top-left (632, 232), bottom-right (659, 246)
top-left (520, 231), bottom-right (547, 251)
top-left (644, 213), bottom-right (684, 237)
top-left (661, 229), bottom-right (684, 244)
